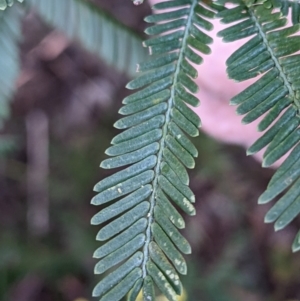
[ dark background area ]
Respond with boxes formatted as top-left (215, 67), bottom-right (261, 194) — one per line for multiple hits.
top-left (1, 1), bottom-right (300, 301)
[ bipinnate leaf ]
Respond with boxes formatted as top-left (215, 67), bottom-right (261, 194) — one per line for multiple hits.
top-left (217, 0), bottom-right (300, 251)
top-left (91, 0), bottom-right (216, 299)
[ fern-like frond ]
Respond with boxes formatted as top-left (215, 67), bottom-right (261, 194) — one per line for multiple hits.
top-left (217, 0), bottom-right (300, 252)
top-left (270, 0), bottom-right (300, 25)
top-left (91, 0), bottom-right (217, 300)
top-left (25, 0), bottom-right (147, 76)
top-left (0, 0), bottom-right (23, 10)
top-left (0, 5), bottom-right (22, 128)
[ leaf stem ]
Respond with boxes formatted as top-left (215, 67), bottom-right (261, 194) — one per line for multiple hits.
top-left (249, 6), bottom-right (300, 109)
top-left (142, 0), bottom-right (198, 278)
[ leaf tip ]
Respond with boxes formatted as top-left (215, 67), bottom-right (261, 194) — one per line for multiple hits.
top-left (264, 214), bottom-right (274, 224)
top-left (113, 120), bottom-right (123, 129)
top-left (246, 149), bottom-right (254, 156)
top-left (126, 82), bottom-right (135, 90)
top-left (92, 250), bottom-right (100, 258)
top-left (90, 214), bottom-right (99, 225)
top-left (262, 159), bottom-right (271, 168)
top-left (292, 242), bottom-right (300, 253)
top-left (92, 288), bottom-right (99, 298)
top-left (274, 221), bottom-right (285, 232)
top-left (257, 195), bottom-right (267, 204)
top-left (91, 196), bottom-right (98, 205)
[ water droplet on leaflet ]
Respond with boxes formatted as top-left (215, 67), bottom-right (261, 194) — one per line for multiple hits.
top-left (132, 0), bottom-right (144, 5)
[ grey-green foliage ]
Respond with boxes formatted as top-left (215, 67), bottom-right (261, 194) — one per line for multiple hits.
top-left (271, 0), bottom-right (300, 24)
top-left (216, 0), bottom-right (300, 24)
top-left (0, 4), bottom-right (22, 128)
top-left (0, 0), bottom-right (148, 153)
top-left (2, 0), bottom-right (300, 299)
top-left (26, 0), bottom-right (147, 76)
top-left (91, 0), bottom-right (218, 300)
top-left (217, 0), bottom-right (300, 252)
top-left (0, 0), bottom-right (132, 154)
top-left (0, 0), bottom-right (23, 10)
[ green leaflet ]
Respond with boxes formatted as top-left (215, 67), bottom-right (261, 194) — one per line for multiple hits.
top-left (127, 64), bottom-right (176, 90)
top-left (143, 276), bottom-right (155, 301)
top-left (93, 252), bottom-right (143, 297)
top-left (137, 53), bottom-right (179, 73)
top-left (114, 104), bottom-right (168, 129)
top-left (230, 69), bottom-right (277, 105)
top-left (160, 162), bottom-right (195, 202)
top-left (265, 177), bottom-right (300, 224)
top-left (268, 143), bottom-right (300, 186)
top-left (158, 175), bottom-right (196, 215)
top-left (91, 186), bottom-right (152, 226)
top-left (101, 143), bottom-right (160, 169)
top-left (154, 206), bottom-right (192, 254)
top-left (145, 8), bottom-right (189, 23)
top-left (293, 231), bottom-right (300, 252)
top-left (91, 170), bottom-right (154, 205)
top-left (152, 223), bottom-right (187, 275)
top-left (163, 148), bottom-right (189, 185)
top-left (218, 0), bottom-right (300, 252)
top-left (112, 116), bottom-right (165, 144)
top-left (145, 18), bottom-right (186, 35)
top-left (94, 156), bottom-right (157, 193)
top-left (156, 188), bottom-right (186, 229)
top-left (146, 261), bottom-right (177, 301)
top-left (236, 79), bottom-right (283, 115)
top-left (274, 195), bottom-right (300, 231)
top-left (257, 97), bottom-right (292, 131)
top-left (263, 129), bottom-right (300, 167)
top-left (94, 234), bottom-right (145, 274)
top-left (259, 158), bottom-right (300, 204)
top-left (119, 90), bottom-right (170, 116)
top-left (96, 202), bottom-right (150, 240)
top-left (176, 83), bottom-right (200, 107)
top-left (106, 129), bottom-right (162, 156)
top-left (149, 241), bottom-right (182, 294)
top-left (128, 279), bottom-right (143, 301)
top-left (123, 77), bottom-right (173, 104)
top-left (181, 58), bottom-right (198, 78)
top-left (165, 135), bottom-right (195, 168)
top-left (168, 122), bottom-right (198, 157)
top-left (174, 96), bottom-right (201, 127)
top-left (272, 0), bottom-right (300, 25)
top-left (247, 106), bottom-right (297, 155)
top-left (91, 0), bottom-right (215, 299)
top-left (101, 268), bottom-right (142, 301)
top-left (171, 107), bottom-right (200, 137)
top-left (94, 219), bottom-right (147, 256)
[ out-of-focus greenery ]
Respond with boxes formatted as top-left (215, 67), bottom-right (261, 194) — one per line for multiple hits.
top-left (1, 127), bottom-right (300, 300)
top-left (0, 0), bottom-right (300, 300)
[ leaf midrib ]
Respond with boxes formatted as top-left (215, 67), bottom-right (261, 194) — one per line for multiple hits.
top-left (248, 5), bottom-right (300, 109)
top-left (142, 0), bottom-right (198, 278)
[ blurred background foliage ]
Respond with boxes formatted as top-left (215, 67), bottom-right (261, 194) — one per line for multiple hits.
top-left (1, 1), bottom-right (300, 301)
